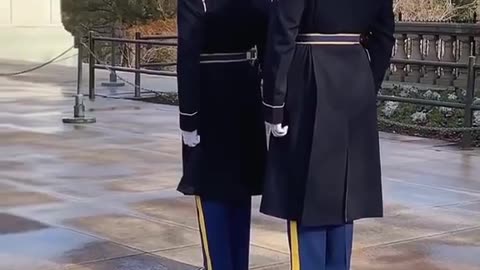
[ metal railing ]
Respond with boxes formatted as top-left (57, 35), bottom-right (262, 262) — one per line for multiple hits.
top-left (87, 31), bottom-right (178, 99)
top-left (84, 30), bottom-right (480, 147)
top-left (387, 21), bottom-right (480, 88)
top-left (380, 56), bottom-right (480, 147)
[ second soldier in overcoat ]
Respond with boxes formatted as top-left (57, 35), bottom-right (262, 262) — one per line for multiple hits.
top-left (261, 0), bottom-right (395, 268)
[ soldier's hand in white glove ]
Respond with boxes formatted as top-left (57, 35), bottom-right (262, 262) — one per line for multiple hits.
top-left (265, 122), bottom-right (288, 137)
top-left (182, 130), bottom-right (200, 147)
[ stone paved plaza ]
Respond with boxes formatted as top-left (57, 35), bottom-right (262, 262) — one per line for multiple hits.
top-left (1, 63), bottom-right (480, 270)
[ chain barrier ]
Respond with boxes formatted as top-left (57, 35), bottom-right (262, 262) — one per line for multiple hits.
top-left (0, 46), bottom-right (75, 77)
top-left (378, 117), bottom-right (480, 132)
top-left (80, 41), bottom-right (167, 97)
top-left (54, 53), bottom-right (79, 64)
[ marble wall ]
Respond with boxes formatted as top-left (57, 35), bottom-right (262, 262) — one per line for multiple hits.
top-left (0, 0), bottom-right (64, 26)
top-left (0, 0), bottom-right (76, 66)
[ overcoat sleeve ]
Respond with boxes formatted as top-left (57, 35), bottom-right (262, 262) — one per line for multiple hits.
top-left (253, 0), bottom-right (272, 75)
top-left (177, 0), bottom-right (206, 132)
top-left (262, 0), bottom-right (305, 124)
top-left (365, 0), bottom-right (395, 93)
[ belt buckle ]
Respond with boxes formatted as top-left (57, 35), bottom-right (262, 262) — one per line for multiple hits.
top-left (249, 50), bottom-right (260, 64)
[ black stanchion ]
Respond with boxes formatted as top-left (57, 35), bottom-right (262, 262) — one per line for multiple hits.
top-left (63, 35), bottom-right (96, 124)
top-left (101, 28), bottom-right (125, 88)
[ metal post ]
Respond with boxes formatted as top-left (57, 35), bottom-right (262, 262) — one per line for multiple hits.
top-left (111, 37), bottom-right (116, 70)
top-left (88, 31), bottom-right (96, 100)
top-left (101, 27), bottom-right (125, 88)
top-left (77, 37), bottom-right (83, 97)
top-left (63, 34), bottom-right (96, 124)
top-left (134, 32), bottom-right (141, 98)
top-left (461, 56), bottom-right (476, 149)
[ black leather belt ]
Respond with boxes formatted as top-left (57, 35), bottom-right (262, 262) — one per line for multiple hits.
top-left (199, 52), bottom-right (252, 64)
top-left (296, 33), bottom-right (361, 45)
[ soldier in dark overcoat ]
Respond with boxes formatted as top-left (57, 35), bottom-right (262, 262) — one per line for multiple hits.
top-left (176, 0), bottom-right (270, 269)
top-left (261, 0), bottom-right (395, 268)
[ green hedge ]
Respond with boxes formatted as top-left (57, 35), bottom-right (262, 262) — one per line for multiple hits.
top-left (378, 85), bottom-right (480, 146)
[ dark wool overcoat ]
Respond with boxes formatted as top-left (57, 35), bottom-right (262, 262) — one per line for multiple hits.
top-left (177, 0), bottom-right (270, 202)
top-left (261, 0), bottom-right (395, 226)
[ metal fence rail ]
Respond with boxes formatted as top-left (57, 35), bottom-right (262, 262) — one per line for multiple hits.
top-left (85, 30), bottom-right (480, 147)
top-left (87, 31), bottom-right (178, 99)
top-left (380, 56), bottom-right (479, 147)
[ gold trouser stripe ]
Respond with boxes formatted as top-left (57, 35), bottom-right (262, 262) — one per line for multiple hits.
top-left (289, 221), bottom-right (301, 270)
top-left (196, 196), bottom-right (213, 270)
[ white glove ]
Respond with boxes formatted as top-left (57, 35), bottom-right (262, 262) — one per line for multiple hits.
top-left (265, 122), bottom-right (288, 137)
top-left (182, 130), bottom-right (200, 147)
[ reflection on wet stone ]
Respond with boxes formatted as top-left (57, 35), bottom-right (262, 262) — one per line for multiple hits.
top-left (107, 171), bottom-right (180, 193)
top-left (445, 201), bottom-right (480, 213)
top-left (251, 212), bottom-right (289, 253)
top-left (133, 197), bottom-right (198, 228)
top-left (0, 191), bottom-right (60, 207)
top-left (382, 180), bottom-right (480, 215)
top-left (0, 183), bottom-right (16, 191)
top-left (65, 215), bottom-right (200, 251)
top-left (2, 72), bottom-right (480, 269)
top-left (61, 241), bottom-right (139, 265)
top-left (0, 161), bottom-right (28, 171)
top-left (354, 207), bottom-right (480, 249)
top-left (354, 228), bottom-right (480, 270)
top-left (155, 244), bottom-right (289, 268)
top-left (0, 214), bottom-right (49, 235)
top-left (0, 255), bottom-right (64, 270)
top-left (0, 227), bottom-right (136, 268)
top-left (71, 254), bottom-right (197, 270)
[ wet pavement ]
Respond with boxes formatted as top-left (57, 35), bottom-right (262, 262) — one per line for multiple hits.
top-left (1, 62), bottom-right (480, 270)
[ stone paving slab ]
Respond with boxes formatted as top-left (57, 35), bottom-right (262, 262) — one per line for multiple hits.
top-left (353, 228), bottom-right (480, 270)
top-left (65, 214), bottom-right (200, 252)
top-left (70, 254), bottom-right (197, 270)
top-left (444, 201), bottom-right (480, 213)
top-left (0, 213), bottom-right (49, 234)
top-left (0, 215), bottom-right (139, 269)
top-left (353, 207), bottom-right (480, 249)
top-left (1, 62), bottom-right (480, 269)
top-left (382, 179), bottom-right (480, 215)
top-left (133, 197), bottom-right (199, 229)
top-left (155, 244), bottom-right (289, 269)
top-left (0, 190), bottom-right (60, 208)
